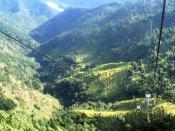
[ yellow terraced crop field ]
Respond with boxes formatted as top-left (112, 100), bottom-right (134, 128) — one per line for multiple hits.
top-left (155, 102), bottom-right (175, 116)
top-left (73, 99), bottom-right (175, 118)
top-left (73, 109), bottom-right (130, 118)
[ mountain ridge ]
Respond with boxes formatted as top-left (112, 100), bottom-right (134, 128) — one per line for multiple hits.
top-left (31, 1), bottom-right (163, 65)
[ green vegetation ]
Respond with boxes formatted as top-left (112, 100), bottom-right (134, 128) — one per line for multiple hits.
top-left (44, 62), bottom-right (131, 105)
top-left (30, 0), bottom-right (175, 130)
top-left (33, 0), bottom-right (163, 65)
top-left (0, 88), bottom-right (16, 111)
top-left (0, 36), bottom-right (62, 130)
top-left (0, 0), bottom-right (59, 50)
top-left (45, 99), bottom-right (175, 131)
top-left (1, 0), bottom-right (175, 130)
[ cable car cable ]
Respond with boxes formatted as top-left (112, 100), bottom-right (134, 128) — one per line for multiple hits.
top-left (0, 30), bottom-right (69, 69)
top-left (154, 0), bottom-right (166, 76)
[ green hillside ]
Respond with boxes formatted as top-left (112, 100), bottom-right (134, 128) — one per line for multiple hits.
top-left (0, 0), bottom-right (59, 49)
top-left (30, 8), bottom-right (88, 43)
top-left (32, 1), bottom-right (163, 65)
top-left (30, 0), bottom-right (175, 103)
top-left (0, 34), bottom-right (62, 130)
top-left (1, 0), bottom-right (175, 130)
top-left (44, 62), bottom-right (131, 105)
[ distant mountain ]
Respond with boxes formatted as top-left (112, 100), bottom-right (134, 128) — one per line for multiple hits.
top-left (30, 8), bottom-right (88, 43)
top-left (0, 0), bottom-right (61, 48)
top-left (0, 0), bottom-right (59, 17)
top-left (58, 0), bottom-right (117, 8)
top-left (53, 0), bottom-right (129, 9)
top-left (0, 0), bottom-right (20, 13)
top-left (0, 0), bottom-right (60, 32)
top-left (31, 0), bottom-right (170, 65)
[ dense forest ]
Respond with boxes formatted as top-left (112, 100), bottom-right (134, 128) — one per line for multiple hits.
top-left (1, 0), bottom-right (175, 130)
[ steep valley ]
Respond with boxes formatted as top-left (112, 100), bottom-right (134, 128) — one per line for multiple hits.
top-left (1, 0), bottom-right (175, 130)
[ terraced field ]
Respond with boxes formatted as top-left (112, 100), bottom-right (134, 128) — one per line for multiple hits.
top-left (72, 99), bottom-right (175, 118)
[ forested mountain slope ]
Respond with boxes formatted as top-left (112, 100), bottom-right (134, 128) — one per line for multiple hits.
top-left (30, 0), bottom-right (175, 108)
top-left (0, 0), bottom-right (65, 128)
top-left (0, 34), bottom-right (62, 130)
top-left (31, 8), bottom-right (88, 43)
top-left (0, 0), bottom-right (60, 48)
top-left (1, 0), bottom-right (175, 130)
top-left (0, 0), bottom-right (58, 17)
top-left (32, 0), bottom-right (175, 66)
top-left (0, 0), bottom-right (59, 34)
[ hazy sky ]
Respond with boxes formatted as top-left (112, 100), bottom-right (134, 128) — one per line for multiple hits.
top-left (45, 0), bottom-right (64, 12)
top-left (45, 0), bottom-right (129, 12)
top-left (47, 0), bottom-right (119, 9)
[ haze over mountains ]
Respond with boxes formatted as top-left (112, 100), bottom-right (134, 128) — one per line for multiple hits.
top-left (55, 0), bottom-right (119, 8)
top-left (0, 0), bottom-right (59, 16)
top-left (0, 0), bottom-right (62, 48)
top-left (0, 0), bottom-right (60, 32)
top-left (51, 0), bottom-right (129, 8)
top-left (0, 0), bottom-right (129, 35)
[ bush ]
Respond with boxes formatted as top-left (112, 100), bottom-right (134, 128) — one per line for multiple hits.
top-left (44, 80), bottom-right (88, 106)
top-left (162, 90), bottom-right (175, 103)
top-left (119, 108), bottom-right (175, 131)
top-left (0, 95), bottom-right (16, 111)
